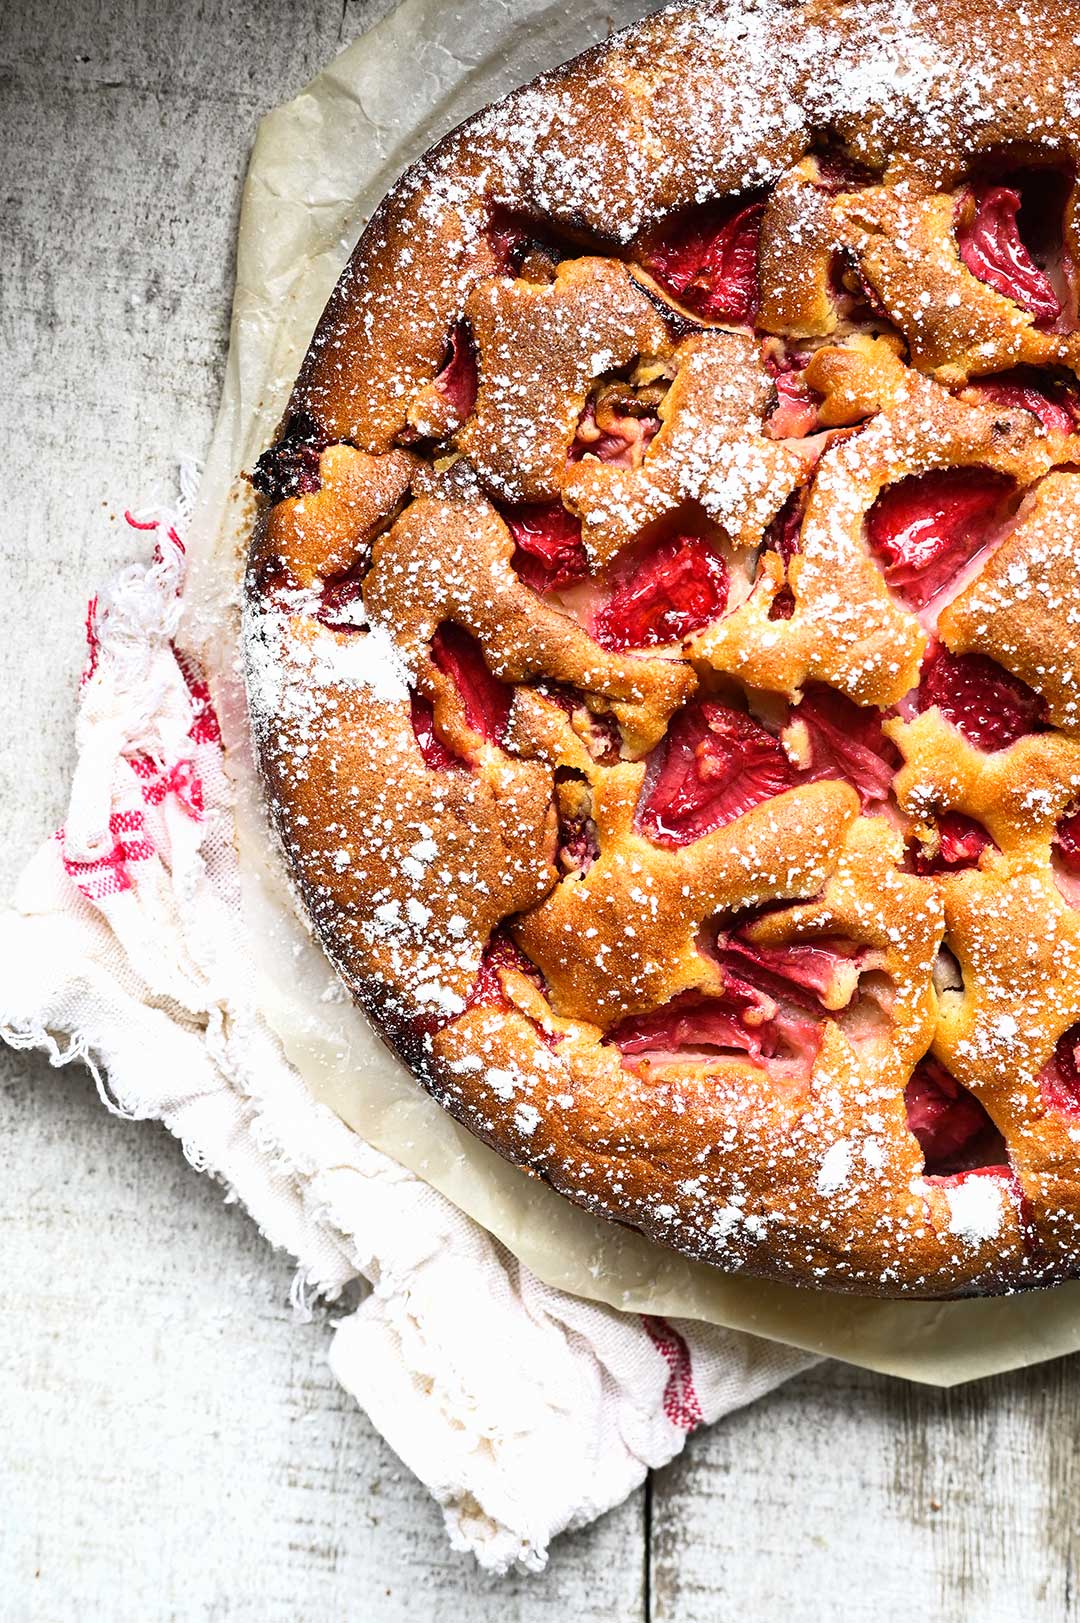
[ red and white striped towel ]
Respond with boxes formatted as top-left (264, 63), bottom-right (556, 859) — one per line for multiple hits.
top-left (0, 475), bottom-right (815, 1573)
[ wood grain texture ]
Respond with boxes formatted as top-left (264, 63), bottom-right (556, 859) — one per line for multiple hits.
top-left (3, 0), bottom-right (1080, 1617)
top-left (651, 1355), bottom-right (1080, 1622)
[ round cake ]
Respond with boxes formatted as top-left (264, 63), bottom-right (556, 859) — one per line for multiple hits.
top-left (244, 0), bottom-right (1080, 1296)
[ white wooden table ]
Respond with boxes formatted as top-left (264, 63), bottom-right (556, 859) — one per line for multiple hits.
top-left (3, 3), bottom-right (1080, 1617)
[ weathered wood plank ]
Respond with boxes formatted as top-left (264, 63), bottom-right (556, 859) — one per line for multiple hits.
top-left (650, 1355), bottom-right (1080, 1622)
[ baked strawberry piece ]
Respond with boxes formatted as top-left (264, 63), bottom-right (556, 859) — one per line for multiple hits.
top-left (640, 197), bottom-right (764, 324)
top-left (431, 624), bottom-right (512, 744)
top-left (251, 413), bottom-right (326, 504)
top-left (610, 986), bottom-right (822, 1078)
top-left (468, 932), bottom-right (545, 1010)
top-left (570, 387), bottom-right (662, 468)
top-left (916, 643), bottom-right (1044, 752)
top-left (409, 692), bottom-right (461, 771)
top-left (969, 370), bottom-right (1078, 434)
top-left (912, 810), bottom-right (993, 874)
top-left (788, 684), bottom-right (897, 809)
top-left (866, 468), bottom-right (1014, 611)
top-left (717, 929), bottom-right (863, 1012)
top-left (905, 1057), bottom-right (1008, 1175)
top-left (1040, 1024), bottom-right (1080, 1115)
top-left (764, 348), bottom-right (821, 439)
top-left (593, 535), bottom-right (729, 650)
top-left (956, 184), bottom-right (1063, 325)
top-left (1055, 807), bottom-right (1080, 873)
top-left (763, 491), bottom-right (805, 621)
top-left (637, 700), bottom-right (795, 847)
top-left (506, 504), bottom-right (590, 593)
top-left (432, 321), bottom-right (478, 423)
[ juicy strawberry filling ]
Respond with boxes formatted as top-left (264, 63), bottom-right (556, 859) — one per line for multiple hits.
top-left (764, 348), bottom-right (821, 440)
top-left (506, 504), bottom-right (590, 593)
top-left (641, 198), bottom-right (765, 325)
top-left (1054, 807), bottom-right (1080, 874)
top-left (790, 684), bottom-right (898, 809)
top-left (769, 369), bottom-right (820, 439)
top-left (1039, 1023), bottom-right (1080, 1116)
top-left (764, 491), bottom-right (805, 622)
top-left (609, 986), bottom-right (822, 1077)
top-left (912, 810), bottom-right (994, 875)
top-left (431, 624), bottom-right (512, 744)
top-left (409, 691), bottom-right (462, 770)
top-left (468, 932), bottom-right (545, 1010)
top-left (487, 210), bottom-right (533, 273)
top-left (905, 1056), bottom-right (1008, 1175)
top-left (485, 208), bottom-right (563, 278)
top-left (432, 321), bottom-right (478, 422)
top-left (637, 700), bottom-right (796, 848)
top-left (593, 535), bottom-right (729, 651)
top-left (917, 643), bottom-right (1044, 752)
top-left (717, 931), bottom-right (862, 1013)
top-left (251, 413), bottom-right (327, 505)
top-left (813, 153), bottom-right (877, 195)
top-left (570, 398), bottom-right (661, 467)
top-left (865, 468), bottom-right (1014, 611)
top-left (956, 185), bottom-right (1064, 325)
top-left (970, 370), bottom-right (1079, 435)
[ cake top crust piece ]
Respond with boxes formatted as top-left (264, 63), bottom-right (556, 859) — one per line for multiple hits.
top-left (244, 0), bottom-right (1080, 1296)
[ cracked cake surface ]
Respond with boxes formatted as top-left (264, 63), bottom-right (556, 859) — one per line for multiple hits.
top-left (244, 0), bottom-right (1080, 1296)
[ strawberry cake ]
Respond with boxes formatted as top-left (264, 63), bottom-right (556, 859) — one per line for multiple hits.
top-left (244, 0), bottom-right (1080, 1296)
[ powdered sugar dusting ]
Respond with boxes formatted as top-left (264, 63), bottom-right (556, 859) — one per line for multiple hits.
top-left (244, 0), bottom-right (1080, 1298)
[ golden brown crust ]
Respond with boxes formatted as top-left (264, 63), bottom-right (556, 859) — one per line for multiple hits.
top-left (244, 0), bottom-right (1080, 1296)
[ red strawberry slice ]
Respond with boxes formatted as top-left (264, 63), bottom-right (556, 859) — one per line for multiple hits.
top-left (641, 198), bottom-right (765, 325)
top-left (431, 624), bottom-right (512, 744)
top-left (719, 932), bottom-right (861, 1012)
top-left (506, 504), bottom-right (590, 593)
top-left (609, 987), bottom-right (822, 1078)
top-left (468, 932), bottom-right (545, 1010)
top-left (956, 185), bottom-right (1063, 326)
top-left (791, 684), bottom-right (898, 808)
top-left (593, 535), bottom-right (729, 651)
top-left (251, 412), bottom-right (326, 505)
top-left (637, 700), bottom-right (796, 848)
top-left (917, 643), bottom-right (1044, 753)
top-left (570, 398), bottom-right (661, 467)
top-left (970, 370), bottom-right (1078, 435)
top-left (1054, 807), bottom-right (1080, 874)
top-left (912, 810), bottom-right (993, 875)
top-left (865, 468), bottom-right (1014, 611)
top-left (1039, 1023), bottom-right (1080, 1115)
top-left (905, 1056), bottom-right (1008, 1175)
top-left (409, 691), bottom-right (462, 771)
top-left (486, 208), bottom-right (563, 278)
top-left (432, 321), bottom-right (478, 423)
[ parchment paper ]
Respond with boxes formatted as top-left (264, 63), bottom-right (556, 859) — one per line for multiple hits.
top-left (181, 0), bottom-right (1080, 1385)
